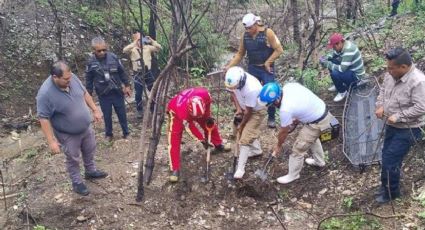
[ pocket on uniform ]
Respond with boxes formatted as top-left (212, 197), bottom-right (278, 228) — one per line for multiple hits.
top-left (109, 66), bottom-right (118, 73)
top-left (292, 140), bottom-right (310, 154)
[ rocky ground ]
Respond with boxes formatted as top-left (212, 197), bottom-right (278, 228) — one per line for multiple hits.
top-left (1, 85), bottom-right (425, 229)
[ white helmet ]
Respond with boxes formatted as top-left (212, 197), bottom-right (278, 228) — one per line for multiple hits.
top-left (225, 66), bottom-right (246, 89)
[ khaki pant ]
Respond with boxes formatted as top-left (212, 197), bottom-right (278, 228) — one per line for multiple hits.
top-left (234, 109), bottom-right (267, 176)
top-left (239, 109), bottom-right (267, 145)
top-left (292, 112), bottom-right (334, 156)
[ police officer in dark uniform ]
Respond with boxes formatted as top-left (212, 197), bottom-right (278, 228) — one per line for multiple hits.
top-left (85, 37), bottom-right (131, 141)
top-left (224, 13), bottom-right (283, 128)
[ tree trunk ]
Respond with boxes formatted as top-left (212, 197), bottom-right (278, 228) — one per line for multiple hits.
top-left (149, 0), bottom-right (157, 39)
top-left (291, 0), bottom-right (301, 45)
top-left (149, 0), bottom-right (160, 78)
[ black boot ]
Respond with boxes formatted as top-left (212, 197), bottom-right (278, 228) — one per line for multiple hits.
top-left (85, 170), bottom-right (108, 179)
top-left (72, 183), bottom-right (89, 196)
top-left (375, 191), bottom-right (400, 204)
top-left (374, 186), bottom-right (386, 196)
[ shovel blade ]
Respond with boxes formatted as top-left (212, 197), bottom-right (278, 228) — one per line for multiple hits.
top-left (254, 169), bottom-right (268, 181)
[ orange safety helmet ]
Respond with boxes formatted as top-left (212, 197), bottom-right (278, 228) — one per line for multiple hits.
top-left (188, 96), bottom-right (206, 118)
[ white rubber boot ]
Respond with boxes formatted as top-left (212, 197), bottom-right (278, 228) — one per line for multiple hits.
top-left (277, 154), bottom-right (304, 184)
top-left (305, 139), bottom-right (326, 167)
top-left (234, 145), bottom-right (250, 179)
top-left (248, 139), bottom-right (263, 157)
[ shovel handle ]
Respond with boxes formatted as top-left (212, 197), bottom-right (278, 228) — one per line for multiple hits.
top-left (261, 154), bottom-right (274, 170)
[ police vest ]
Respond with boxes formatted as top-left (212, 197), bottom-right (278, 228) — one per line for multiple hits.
top-left (243, 29), bottom-right (274, 65)
top-left (86, 53), bottom-right (123, 96)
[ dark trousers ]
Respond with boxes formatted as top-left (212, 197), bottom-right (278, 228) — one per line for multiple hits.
top-left (329, 58), bottom-right (358, 93)
top-left (54, 127), bottom-right (97, 184)
top-left (391, 0), bottom-right (400, 15)
top-left (247, 64), bottom-right (276, 121)
top-left (99, 90), bottom-right (129, 137)
top-left (134, 70), bottom-right (155, 112)
top-left (381, 125), bottom-right (421, 198)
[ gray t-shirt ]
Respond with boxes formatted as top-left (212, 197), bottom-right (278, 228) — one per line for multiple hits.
top-left (36, 74), bottom-right (92, 134)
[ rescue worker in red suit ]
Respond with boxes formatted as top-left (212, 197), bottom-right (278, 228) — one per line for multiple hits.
top-left (167, 87), bottom-right (229, 182)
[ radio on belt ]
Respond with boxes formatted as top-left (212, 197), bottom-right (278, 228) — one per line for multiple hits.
top-left (319, 117), bottom-right (340, 142)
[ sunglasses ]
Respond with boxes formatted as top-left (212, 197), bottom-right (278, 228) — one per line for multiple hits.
top-left (95, 49), bottom-right (107, 53)
top-left (244, 25), bottom-right (254, 30)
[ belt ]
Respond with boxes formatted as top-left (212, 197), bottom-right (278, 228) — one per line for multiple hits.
top-left (308, 108), bottom-right (328, 124)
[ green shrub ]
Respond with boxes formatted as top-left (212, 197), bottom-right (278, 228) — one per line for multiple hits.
top-left (320, 214), bottom-right (382, 230)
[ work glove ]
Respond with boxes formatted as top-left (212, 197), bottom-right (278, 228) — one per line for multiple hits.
top-left (319, 56), bottom-right (328, 67)
top-left (206, 117), bottom-right (215, 128)
top-left (201, 140), bottom-right (214, 149)
top-left (233, 114), bottom-right (243, 126)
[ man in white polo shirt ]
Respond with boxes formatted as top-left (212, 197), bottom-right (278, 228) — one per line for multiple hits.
top-left (225, 66), bottom-right (267, 179)
top-left (258, 82), bottom-right (337, 184)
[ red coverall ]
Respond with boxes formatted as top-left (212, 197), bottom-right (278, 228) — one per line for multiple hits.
top-left (167, 87), bottom-right (223, 171)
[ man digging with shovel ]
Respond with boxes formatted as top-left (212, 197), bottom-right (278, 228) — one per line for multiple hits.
top-left (258, 82), bottom-right (337, 184)
top-left (166, 87), bottom-right (230, 182)
top-left (224, 66), bottom-right (267, 179)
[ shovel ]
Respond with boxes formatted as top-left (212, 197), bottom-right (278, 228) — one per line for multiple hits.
top-left (200, 121), bottom-right (214, 183)
top-left (254, 154), bottom-right (275, 182)
top-left (225, 131), bottom-right (240, 181)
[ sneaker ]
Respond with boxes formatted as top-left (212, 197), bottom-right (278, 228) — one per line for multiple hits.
top-left (333, 91), bottom-right (347, 102)
top-left (233, 169), bottom-right (245, 179)
top-left (267, 119), bottom-right (276, 128)
top-left (305, 158), bottom-right (325, 167)
top-left (85, 170), bottom-right (108, 179)
top-left (328, 85), bottom-right (337, 92)
top-left (276, 174), bottom-right (300, 184)
top-left (123, 133), bottom-right (130, 139)
top-left (72, 182), bottom-right (89, 196)
top-left (136, 110), bottom-right (143, 119)
top-left (169, 170), bottom-right (179, 182)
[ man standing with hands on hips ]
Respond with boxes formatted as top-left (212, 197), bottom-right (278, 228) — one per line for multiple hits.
top-left (224, 13), bottom-right (283, 128)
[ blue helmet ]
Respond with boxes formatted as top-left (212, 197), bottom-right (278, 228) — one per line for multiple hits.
top-left (258, 82), bottom-right (282, 106)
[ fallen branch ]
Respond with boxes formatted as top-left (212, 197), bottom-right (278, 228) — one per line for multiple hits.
top-left (317, 212), bottom-right (404, 230)
top-left (268, 204), bottom-right (288, 230)
top-left (0, 192), bottom-right (19, 200)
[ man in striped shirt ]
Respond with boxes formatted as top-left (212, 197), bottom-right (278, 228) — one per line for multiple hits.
top-left (320, 33), bottom-right (365, 102)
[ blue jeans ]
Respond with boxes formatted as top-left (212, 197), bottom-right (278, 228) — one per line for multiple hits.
top-left (134, 71), bottom-right (155, 112)
top-left (99, 90), bottom-right (129, 137)
top-left (329, 58), bottom-right (358, 93)
top-left (381, 125), bottom-right (421, 198)
top-left (247, 64), bottom-right (276, 121)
